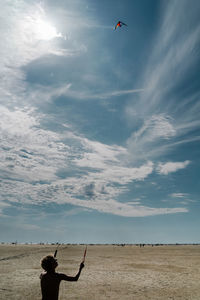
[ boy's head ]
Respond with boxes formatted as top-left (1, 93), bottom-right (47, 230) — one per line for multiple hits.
top-left (41, 255), bottom-right (58, 272)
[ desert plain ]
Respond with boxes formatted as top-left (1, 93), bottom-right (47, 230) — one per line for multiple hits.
top-left (0, 244), bottom-right (200, 299)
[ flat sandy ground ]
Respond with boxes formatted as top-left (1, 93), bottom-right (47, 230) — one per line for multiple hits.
top-left (0, 244), bottom-right (200, 299)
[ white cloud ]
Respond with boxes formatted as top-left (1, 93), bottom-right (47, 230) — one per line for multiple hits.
top-left (170, 193), bottom-right (196, 205)
top-left (170, 193), bottom-right (188, 198)
top-left (126, 114), bottom-right (176, 162)
top-left (57, 197), bottom-right (188, 217)
top-left (0, 106), bottom-right (186, 217)
top-left (1, 179), bottom-right (187, 217)
top-left (0, 106), bottom-right (70, 183)
top-left (0, 201), bottom-right (10, 216)
top-left (157, 161), bottom-right (190, 175)
top-left (131, 115), bottom-right (176, 141)
top-left (125, 0), bottom-right (200, 160)
top-left (0, 1), bottom-right (83, 110)
top-left (49, 85), bottom-right (145, 102)
top-left (0, 2), bottom-right (57, 69)
top-left (0, 0), bottom-right (195, 219)
top-left (93, 88), bottom-right (145, 99)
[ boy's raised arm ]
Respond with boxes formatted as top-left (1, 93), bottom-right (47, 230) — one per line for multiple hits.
top-left (60, 262), bottom-right (84, 282)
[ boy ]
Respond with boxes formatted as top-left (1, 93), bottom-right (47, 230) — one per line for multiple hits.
top-left (40, 255), bottom-right (84, 300)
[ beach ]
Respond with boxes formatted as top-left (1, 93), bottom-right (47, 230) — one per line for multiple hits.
top-left (0, 244), bottom-right (200, 299)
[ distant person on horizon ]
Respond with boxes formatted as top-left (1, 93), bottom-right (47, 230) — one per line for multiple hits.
top-left (40, 255), bottom-right (84, 300)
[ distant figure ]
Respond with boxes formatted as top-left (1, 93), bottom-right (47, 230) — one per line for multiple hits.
top-left (40, 255), bottom-right (84, 300)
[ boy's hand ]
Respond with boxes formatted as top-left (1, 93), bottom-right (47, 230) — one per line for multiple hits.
top-left (80, 262), bottom-right (84, 270)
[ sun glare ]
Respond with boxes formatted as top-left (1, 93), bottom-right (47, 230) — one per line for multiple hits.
top-left (34, 18), bottom-right (62, 41)
top-left (24, 5), bottom-right (63, 42)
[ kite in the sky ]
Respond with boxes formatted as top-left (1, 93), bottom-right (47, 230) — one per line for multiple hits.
top-left (114, 21), bottom-right (127, 30)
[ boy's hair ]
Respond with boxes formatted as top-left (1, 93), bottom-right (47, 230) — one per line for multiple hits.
top-left (41, 255), bottom-right (56, 271)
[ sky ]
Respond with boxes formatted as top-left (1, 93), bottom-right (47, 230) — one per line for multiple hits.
top-left (0, 0), bottom-right (200, 244)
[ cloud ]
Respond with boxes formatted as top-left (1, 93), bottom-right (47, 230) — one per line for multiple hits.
top-left (47, 48), bottom-right (86, 57)
top-left (0, 105), bottom-right (187, 217)
top-left (44, 84), bottom-right (145, 101)
top-left (0, 1), bottom-right (83, 109)
top-left (93, 88), bottom-right (146, 99)
top-left (0, 106), bottom-right (70, 184)
top-left (0, 201), bottom-right (10, 216)
top-left (0, 0), bottom-right (195, 220)
top-left (125, 0), bottom-right (200, 160)
top-left (17, 223), bottom-right (41, 231)
top-left (167, 192), bottom-right (196, 206)
top-left (126, 114), bottom-right (176, 162)
top-left (62, 198), bottom-right (188, 217)
top-left (157, 161), bottom-right (190, 175)
top-left (0, 2), bottom-right (60, 68)
top-left (170, 193), bottom-right (188, 198)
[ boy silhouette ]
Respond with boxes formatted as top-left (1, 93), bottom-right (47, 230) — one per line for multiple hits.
top-left (40, 255), bottom-right (84, 300)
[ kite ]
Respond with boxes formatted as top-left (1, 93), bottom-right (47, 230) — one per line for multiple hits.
top-left (114, 21), bottom-right (127, 30)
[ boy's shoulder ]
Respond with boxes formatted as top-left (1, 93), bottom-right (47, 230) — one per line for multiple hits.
top-left (40, 271), bottom-right (47, 279)
top-left (40, 271), bottom-right (64, 279)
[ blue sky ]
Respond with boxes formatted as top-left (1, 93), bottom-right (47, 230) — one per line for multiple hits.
top-left (0, 0), bottom-right (200, 244)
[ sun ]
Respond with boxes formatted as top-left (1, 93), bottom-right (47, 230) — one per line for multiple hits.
top-left (34, 18), bottom-right (62, 41)
top-left (24, 5), bottom-right (63, 42)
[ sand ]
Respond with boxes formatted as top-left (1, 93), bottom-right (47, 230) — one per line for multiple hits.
top-left (0, 244), bottom-right (200, 299)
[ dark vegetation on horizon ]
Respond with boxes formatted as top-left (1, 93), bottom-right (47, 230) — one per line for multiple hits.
top-left (1, 242), bottom-right (200, 246)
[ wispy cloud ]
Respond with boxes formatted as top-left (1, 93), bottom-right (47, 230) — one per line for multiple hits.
top-left (0, 201), bottom-right (10, 216)
top-left (170, 193), bottom-right (188, 199)
top-left (167, 193), bottom-right (196, 206)
top-left (0, 0), bottom-right (196, 221)
top-left (61, 198), bottom-right (188, 217)
top-left (126, 114), bottom-right (176, 162)
top-left (0, 1), bottom-right (86, 108)
top-left (0, 106), bottom-right (69, 184)
top-left (94, 88), bottom-right (146, 99)
top-left (45, 84), bottom-right (145, 101)
top-left (0, 105), bottom-right (189, 217)
top-left (0, 2), bottom-right (62, 67)
top-left (157, 161), bottom-right (190, 175)
top-left (125, 0), bottom-right (200, 161)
